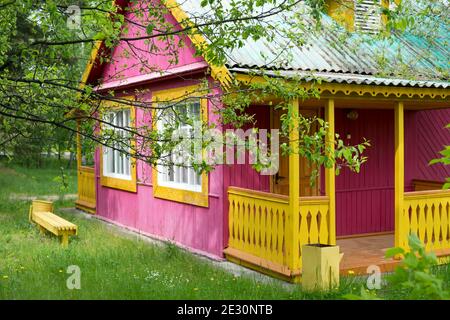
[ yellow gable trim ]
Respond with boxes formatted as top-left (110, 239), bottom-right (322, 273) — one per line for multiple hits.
top-left (79, 40), bottom-right (103, 90)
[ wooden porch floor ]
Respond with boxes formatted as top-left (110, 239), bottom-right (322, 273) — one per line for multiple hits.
top-left (337, 233), bottom-right (398, 275)
top-left (337, 233), bottom-right (450, 275)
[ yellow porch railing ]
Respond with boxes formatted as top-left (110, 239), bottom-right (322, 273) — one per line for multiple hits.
top-left (293, 197), bottom-right (331, 271)
top-left (76, 166), bottom-right (96, 214)
top-left (225, 186), bottom-right (330, 278)
top-left (403, 189), bottom-right (450, 251)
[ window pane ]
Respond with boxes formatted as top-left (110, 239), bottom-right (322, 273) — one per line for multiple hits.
top-left (181, 166), bottom-right (188, 184)
top-left (125, 156), bottom-right (130, 176)
top-left (190, 102), bottom-right (200, 121)
top-left (158, 98), bottom-right (203, 190)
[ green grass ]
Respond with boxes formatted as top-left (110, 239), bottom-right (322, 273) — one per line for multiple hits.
top-left (0, 162), bottom-right (448, 299)
top-left (0, 160), bottom-right (77, 197)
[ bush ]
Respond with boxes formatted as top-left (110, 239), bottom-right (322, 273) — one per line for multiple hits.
top-left (384, 234), bottom-right (449, 300)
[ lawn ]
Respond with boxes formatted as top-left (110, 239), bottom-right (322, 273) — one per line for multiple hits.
top-left (0, 161), bottom-right (448, 300)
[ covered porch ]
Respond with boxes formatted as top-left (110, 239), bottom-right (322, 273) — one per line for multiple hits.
top-left (223, 87), bottom-right (450, 282)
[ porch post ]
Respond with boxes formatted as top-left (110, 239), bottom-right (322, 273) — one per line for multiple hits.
top-left (394, 101), bottom-right (405, 249)
top-left (76, 120), bottom-right (82, 169)
top-left (288, 98), bottom-right (300, 272)
top-left (325, 99), bottom-right (336, 245)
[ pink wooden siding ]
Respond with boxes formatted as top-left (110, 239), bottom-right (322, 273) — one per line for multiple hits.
top-left (335, 108), bottom-right (449, 236)
top-left (335, 109), bottom-right (395, 236)
top-left (101, 0), bottom-right (204, 84)
top-left (222, 105), bottom-right (271, 246)
top-left (222, 105), bottom-right (271, 192)
top-left (92, 2), bottom-right (225, 258)
top-left (412, 109), bottom-right (450, 182)
top-left (94, 77), bottom-right (226, 258)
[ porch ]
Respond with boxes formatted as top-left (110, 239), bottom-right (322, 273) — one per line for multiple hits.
top-left (224, 187), bottom-right (450, 281)
top-left (223, 97), bottom-right (450, 282)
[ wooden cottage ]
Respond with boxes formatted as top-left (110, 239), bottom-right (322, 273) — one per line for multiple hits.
top-left (76, 0), bottom-right (450, 281)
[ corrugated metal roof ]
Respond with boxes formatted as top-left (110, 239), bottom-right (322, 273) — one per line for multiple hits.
top-left (229, 68), bottom-right (450, 88)
top-left (179, 1), bottom-right (449, 88)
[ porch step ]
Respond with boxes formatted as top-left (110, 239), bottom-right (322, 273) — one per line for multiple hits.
top-left (75, 199), bottom-right (96, 214)
top-left (223, 247), bottom-right (300, 282)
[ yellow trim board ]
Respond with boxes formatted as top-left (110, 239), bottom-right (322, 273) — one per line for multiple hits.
top-left (99, 96), bottom-right (137, 193)
top-left (79, 40), bottom-right (103, 90)
top-left (235, 73), bottom-right (450, 100)
top-left (151, 84), bottom-right (209, 207)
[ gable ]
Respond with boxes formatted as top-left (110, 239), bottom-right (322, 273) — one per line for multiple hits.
top-left (98, 0), bottom-right (206, 86)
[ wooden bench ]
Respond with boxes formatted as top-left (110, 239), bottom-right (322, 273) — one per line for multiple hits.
top-left (412, 179), bottom-right (444, 191)
top-left (29, 200), bottom-right (78, 247)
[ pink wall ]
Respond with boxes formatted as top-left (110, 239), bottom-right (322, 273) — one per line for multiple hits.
top-left (222, 105), bottom-right (272, 192)
top-left (335, 108), bottom-right (449, 236)
top-left (95, 76), bottom-right (226, 258)
top-left (91, 1), bottom-right (228, 258)
top-left (101, 0), bottom-right (204, 84)
top-left (335, 109), bottom-right (396, 235)
top-left (411, 109), bottom-right (450, 182)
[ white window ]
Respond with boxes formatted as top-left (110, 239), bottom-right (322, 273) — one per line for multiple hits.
top-left (156, 99), bottom-right (202, 192)
top-left (354, 0), bottom-right (382, 34)
top-left (103, 109), bottom-right (132, 180)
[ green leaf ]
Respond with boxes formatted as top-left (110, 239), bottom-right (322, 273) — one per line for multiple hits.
top-left (385, 247), bottom-right (404, 258)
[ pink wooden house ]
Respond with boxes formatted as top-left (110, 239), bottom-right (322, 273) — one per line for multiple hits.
top-left (76, 0), bottom-right (450, 280)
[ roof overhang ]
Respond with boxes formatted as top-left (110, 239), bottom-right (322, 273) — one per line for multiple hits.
top-left (232, 68), bottom-right (450, 102)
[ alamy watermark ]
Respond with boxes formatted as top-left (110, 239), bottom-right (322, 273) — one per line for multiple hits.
top-left (169, 121), bottom-right (281, 175)
top-left (65, 5), bottom-right (81, 30)
top-left (66, 265), bottom-right (81, 290)
top-left (366, 265), bottom-right (382, 290)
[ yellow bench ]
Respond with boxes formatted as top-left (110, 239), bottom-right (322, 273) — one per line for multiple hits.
top-left (29, 200), bottom-right (78, 247)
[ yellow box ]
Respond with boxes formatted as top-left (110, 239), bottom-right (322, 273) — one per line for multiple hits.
top-left (301, 244), bottom-right (343, 291)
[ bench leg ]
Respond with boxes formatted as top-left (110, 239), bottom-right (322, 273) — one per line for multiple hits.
top-left (39, 226), bottom-right (46, 235)
top-left (61, 233), bottom-right (69, 248)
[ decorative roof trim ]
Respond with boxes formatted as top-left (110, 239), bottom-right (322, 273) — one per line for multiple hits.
top-left (235, 72), bottom-right (450, 100)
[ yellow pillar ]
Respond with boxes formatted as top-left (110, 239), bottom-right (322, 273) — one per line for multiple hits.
top-left (76, 120), bottom-right (82, 169)
top-left (394, 101), bottom-right (405, 249)
top-left (325, 99), bottom-right (336, 245)
top-left (288, 98), bottom-right (300, 272)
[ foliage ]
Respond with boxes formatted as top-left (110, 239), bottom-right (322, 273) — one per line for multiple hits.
top-left (0, 0), bottom-right (446, 175)
top-left (384, 234), bottom-right (450, 300)
top-left (344, 234), bottom-right (450, 300)
top-left (221, 74), bottom-right (371, 178)
top-left (52, 166), bottom-right (70, 200)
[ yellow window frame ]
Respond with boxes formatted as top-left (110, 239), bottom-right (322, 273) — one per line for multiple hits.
top-left (99, 96), bottom-right (137, 193)
top-left (151, 85), bottom-right (209, 207)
